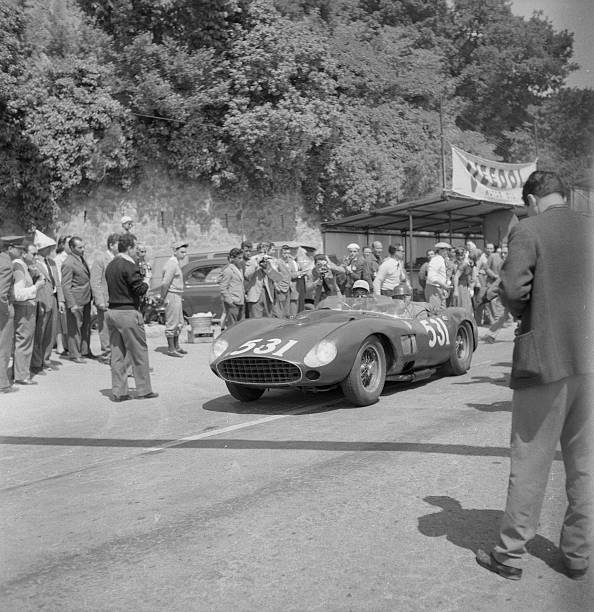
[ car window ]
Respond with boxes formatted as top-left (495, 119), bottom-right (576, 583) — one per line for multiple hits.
top-left (185, 265), bottom-right (224, 285)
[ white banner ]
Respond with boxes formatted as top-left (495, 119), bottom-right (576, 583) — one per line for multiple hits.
top-left (451, 145), bottom-right (537, 205)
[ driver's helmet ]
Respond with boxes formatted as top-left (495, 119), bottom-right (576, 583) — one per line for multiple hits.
top-left (392, 283), bottom-right (411, 299)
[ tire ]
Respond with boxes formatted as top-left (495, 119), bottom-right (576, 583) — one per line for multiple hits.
top-left (226, 382), bottom-right (265, 402)
top-left (442, 323), bottom-right (473, 375)
top-left (340, 336), bottom-right (386, 406)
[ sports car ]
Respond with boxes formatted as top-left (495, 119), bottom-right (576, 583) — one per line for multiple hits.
top-left (209, 296), bottom-right (478, 406)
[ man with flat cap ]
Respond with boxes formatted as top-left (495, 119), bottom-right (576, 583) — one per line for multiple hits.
top-left (120, 215), bottom-right (134, 235)
top-left (160, 239), bottom-right (189, 357)
top-left (0, 236), bottom-right (23, 392)
top-left (425, 241), bottom-right (452, 311)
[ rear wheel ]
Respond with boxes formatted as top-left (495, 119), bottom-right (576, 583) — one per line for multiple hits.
top-left (442, 323), bottom-right (473, 375)
top-left (340, 336), bottom-right (386, 406)
top-left (226, 382), bottom-right (265, 402)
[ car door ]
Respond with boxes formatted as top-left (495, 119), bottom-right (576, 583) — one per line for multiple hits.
top-left (182, 260), bottom-right (227, 320)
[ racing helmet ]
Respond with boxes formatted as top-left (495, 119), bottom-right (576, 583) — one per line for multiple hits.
top-left (392, 283), bottom-right (411, 299)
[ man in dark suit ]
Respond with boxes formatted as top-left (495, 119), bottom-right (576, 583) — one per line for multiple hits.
top-left (31, 231), bottom-right (65, 373)
top-left (0, 236), bottom-right (23, 393)
top-left (476, 171), bottom-right (594, 582)
top-left (219, 248), bottom-right (245, 329)
top-left (61, 236), bottom-right (92, 363)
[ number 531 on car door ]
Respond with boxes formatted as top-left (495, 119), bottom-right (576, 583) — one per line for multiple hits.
top-left (419, 318), bottom-right (450, 347)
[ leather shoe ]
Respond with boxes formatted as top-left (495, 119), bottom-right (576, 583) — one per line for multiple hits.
top-left (110, 394), bottom-right (131, 403)
top-left (0, 386), bottom-right (18, 394)
top-left (69, 357), bottom-right (87, 364)
top-left (476, 549), bottom-right (522, 580)
top-left (167, 350), bottom-right (184, 358)
top-left (136, 392), bottom-right (159, 400)
top-left (176, 347), bottom-right (188, 354)
top-left (14, 379), bottom-right (38, 386)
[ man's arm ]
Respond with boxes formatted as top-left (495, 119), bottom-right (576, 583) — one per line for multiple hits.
top-left (159, 260), bottom-right (175, 300)
top-left (373, 261), bottom-right (387, 295)
top-left (500, 224), bottom-right (535, 319)
top-left (60, 261), bottom-right (76, 309)
top-left (90, 257), bottom-right (105, 307)
top-left (219, 266), bottom-right (234, 304)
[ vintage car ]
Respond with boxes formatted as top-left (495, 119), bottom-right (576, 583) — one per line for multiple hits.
top-left (210, 296), bottom-right (478, 406)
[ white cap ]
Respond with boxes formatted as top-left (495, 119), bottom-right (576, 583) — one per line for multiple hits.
top-left (33, 230), bottom-right (56, 250)
top-left (434, 241), bottom-right (451, 250)
top-left (352, 280), bottom-right (370, 292)
top-left (121, 215), bottom-right (133, 225)
top-left (347, 243), bottom-right (360, 251)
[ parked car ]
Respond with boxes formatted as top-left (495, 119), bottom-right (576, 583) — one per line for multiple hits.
top-left (147, 257), bottom-right (228, 323)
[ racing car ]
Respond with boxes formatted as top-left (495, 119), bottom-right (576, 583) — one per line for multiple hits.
top-left (209, 296), bottom-right (478, 406)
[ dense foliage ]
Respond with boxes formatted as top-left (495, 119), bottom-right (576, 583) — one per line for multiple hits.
top-left (1, 0), bottom-right (591, 232)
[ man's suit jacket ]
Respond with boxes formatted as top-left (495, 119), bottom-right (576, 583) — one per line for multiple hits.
top-left (61, 254), bottom-right (91, 309)
top-left (244, 257), bottom-right (279, 303)
top-left (35, 256), bottom-right (64, 310)
top-left (0, 252), bottom-right (14, 317)
top-left (501, 206), bottom-right (594, 389)
top-left (219, 263), bottom-right (245, 306)
top-left (90, 250), bottom-right (113, 308)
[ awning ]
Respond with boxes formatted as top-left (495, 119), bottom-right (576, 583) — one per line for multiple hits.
top-left (321, 190), bottom-right (526, 236)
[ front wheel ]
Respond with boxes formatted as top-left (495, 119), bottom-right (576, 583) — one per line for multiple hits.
top-left (340, 336), bottom-right (386, 406)
top-left (442, 323), bottom-right (473, 375)
top-left (226, 382), bottom-right (265, 402)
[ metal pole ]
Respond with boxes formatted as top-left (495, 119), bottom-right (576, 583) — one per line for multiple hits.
top-left (439, 96), bottom-right (447, 191)
top-left (408, 210), bottom-right (414, 279)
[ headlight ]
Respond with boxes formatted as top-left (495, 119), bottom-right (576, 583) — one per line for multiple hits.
top-left (303, 339), bottom-right (337, 367)
top-left (209, 338), bottom-right (228, 364)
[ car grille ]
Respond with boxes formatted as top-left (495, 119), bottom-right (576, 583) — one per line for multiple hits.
top-left (217, 357), bottom-right (301, 384)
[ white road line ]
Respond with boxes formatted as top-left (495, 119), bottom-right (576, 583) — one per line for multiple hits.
top-left (143, 400), bottom-right (343, 454)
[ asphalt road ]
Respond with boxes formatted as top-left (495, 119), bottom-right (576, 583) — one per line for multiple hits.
top-left (0, 324), bottom-right (591, 611)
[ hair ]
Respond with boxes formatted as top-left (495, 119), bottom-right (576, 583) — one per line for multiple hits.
top-left (229, 247), bottom-right (242, 259)
top-left (118, 233), bottom-right (136, 253)
top-left (56, 235), bottom-right (72, 254)
top-left (107, 233), bottom-right (120, 248)
top-left (363, 245), bottom-right (372, 252)
top-left (522, 170), bottom-right (568, 206)
top-left (240, 240), bottom-right (252, 249)
top-left (455, 247), bottom-right (466, 257)
top-left (23, 240), bottom-right (36, 253)
top-left (68, 236), bottom-right (82, 250)
top-left (314, 253), bottom-right (328, 263)
top-left (388, 244), bottom-right (403, 256)
top-left (426, 249), bottom-right (435, 257)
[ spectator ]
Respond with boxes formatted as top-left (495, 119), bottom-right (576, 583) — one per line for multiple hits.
top-left (372, 244), bottom-right (409, 297)
top-left (244, 242), bottom-right (277, 318)
top-left (53, 235), bottom-right (71, 354)
top-left (239, 240), bottom-right (253, 271)
top-left (341, 243), bottom-right (372, 297)
top-left (485, 241), bottom-right (505, 325)
top-left (271, 245), bottom-right (294, 318)
top-left (476, 170), bottom-right (593, 582)
top-left (0, 236), bottom-right (23, 393)
top-left (425, 242), bottom-right (451, 311)
top-left (31, 231), bottom-right (64, 374)
top-left (371, 240), bottom-right (384, 265)
top-left (451, 247), bottom-right (474, 316)
top-left (61, 237), bottom-right (93, 363)
top-left (418, 249), bottom-right (435, 293)
top-left (219, 248), bottom-right (245, 329)
top-left (160, 240), bottom-right (189, 357)
top-left (120, 215), bottom-right (134, 235)
top-left (12, 241), bottom-right (45, 384)
top-left (91, 233), bottom-right (119, 364)
top-left (104, 234), bottom-right (156, 402)
top-left (310, 254), bottom-right (340, 306)
top-left (362, 245), bottom-right (379, 280)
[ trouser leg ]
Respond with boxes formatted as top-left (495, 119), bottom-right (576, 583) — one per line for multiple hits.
top-left (31, 302), bottom-right (51, 369)
top-left (493, 380), bottom-right (568, 567)
top-left (67, 308), bottom-right (82, 358)
top-left (80, 302), bottom-right (92, 356)
top-left (118, 310), bottom-right (152, 395)
top-left (97, 308), bottom-right (110, 356)
top-left (13, 304), bottom-right (37, 380)
top-left (43, 300), bottom-right (58, 364)
top-left (0, 310), bottom-right (14, 388)
top-left (106, 311), bottom-right (128, 397)
top-left (559, 375), bottom-right (592, 570)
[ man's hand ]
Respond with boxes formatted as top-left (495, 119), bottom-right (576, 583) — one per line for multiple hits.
top-left (34, 278), bottom-right (45, 289)
top-left (58, 301), bottom-right (65, 314)
top-left (96, 303), bottom-right (107, 311)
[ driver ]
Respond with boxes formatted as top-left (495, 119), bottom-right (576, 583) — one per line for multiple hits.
top-left (351, 279), bottom-right (371, 298)
top-left (392, 284), bottom-right (430, 319)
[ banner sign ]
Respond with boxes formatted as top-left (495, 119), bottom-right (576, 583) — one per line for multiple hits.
top-left (451, 145), bottom-right (537, 205)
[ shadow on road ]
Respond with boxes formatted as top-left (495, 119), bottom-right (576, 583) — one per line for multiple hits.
top-left (418, 495), bottom-right (565, 575)
top-left (453, 375), bottom-right (509, 388)
top-left (466, 400), bottom-right (512, 412)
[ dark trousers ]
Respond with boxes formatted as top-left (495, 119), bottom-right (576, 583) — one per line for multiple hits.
top-left (106, 309), bottom-right (152, 397)
top-left (223, 303), bottom-right (244, 330)
top-left (66, 302), bottom-right (91, 358)
top-left (32, 297), bottom-right (57, 369)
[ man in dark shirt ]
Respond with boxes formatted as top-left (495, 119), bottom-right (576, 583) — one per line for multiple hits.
top-left (104, 234), bottom-right (157, 402)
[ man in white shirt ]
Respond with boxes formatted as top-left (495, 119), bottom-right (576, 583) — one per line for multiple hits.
top-left (425, 241), bottom-right (451, 311)
top-left (373, 244), bottom-right (410, 296)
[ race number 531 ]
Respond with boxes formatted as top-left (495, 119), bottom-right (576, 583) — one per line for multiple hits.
top-left (420, 318), bottom-right (450, 347)
top-left (229, 338), bottom-right (298, 357)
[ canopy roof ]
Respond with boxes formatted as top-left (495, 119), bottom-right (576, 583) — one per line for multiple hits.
top-left (321, 190), bottom-right (526, 236)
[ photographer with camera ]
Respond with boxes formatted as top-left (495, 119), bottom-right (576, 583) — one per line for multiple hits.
top-left (244, 241), bottom-right (281, 318)
top-left (310, 254), bottom-right (341, 306)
